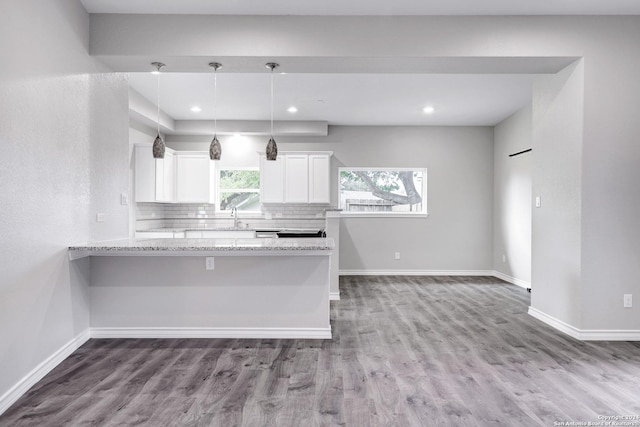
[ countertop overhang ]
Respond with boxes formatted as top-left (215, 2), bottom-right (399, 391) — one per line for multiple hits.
top-left (69, 237), bottom-right (335, 260)
top-left (138, 227), bottom-right (324, 233)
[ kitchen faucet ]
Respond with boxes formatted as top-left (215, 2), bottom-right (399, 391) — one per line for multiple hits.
top-left (231, 207), bottom-right (239, 228)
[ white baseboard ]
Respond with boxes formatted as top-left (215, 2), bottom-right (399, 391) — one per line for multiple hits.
top-left (90, 327), bottom-right (332, 340)
top-left (339, 269), bottom-right (495, 276)
top-left (339, 269), bottom-right (531, 290)
top-left (528, 306), bottom-right (582, 340)
top-left (0, 329), bottom-right (90, 416)
top-left (492, 270), bottom-right (531, 289)
top-left (329, 291), bottom-right (340, 301)
top-left (528, 307), bottom-right (640, 341)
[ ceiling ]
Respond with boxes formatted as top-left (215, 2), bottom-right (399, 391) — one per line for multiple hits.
top-left (89, 1), bottom-right (633, 129)
top-left (81, 0), bottom-right (640, 16)
top-left (129, 72), bottom-right (534, 127)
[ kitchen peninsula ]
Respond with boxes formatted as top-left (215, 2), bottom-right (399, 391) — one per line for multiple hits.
top-left (69, 237), bottom-right (334, 339)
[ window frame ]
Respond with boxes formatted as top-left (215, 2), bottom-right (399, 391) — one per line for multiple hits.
top-left (338, 167), bottom-right (428, 218)
top-left (216, 166), bottom-right (261, 213)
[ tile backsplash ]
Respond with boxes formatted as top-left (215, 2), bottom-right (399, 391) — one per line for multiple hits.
top-left (136, 203), bottom-right (330, 231)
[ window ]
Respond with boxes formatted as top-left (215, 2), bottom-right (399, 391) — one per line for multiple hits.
top-left (217, 168), bottom-right (260, 212)
top-left (339, 167), bottom-right (427, 216)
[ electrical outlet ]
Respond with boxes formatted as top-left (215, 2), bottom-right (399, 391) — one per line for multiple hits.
top-left (206, 257), bottom-right (215, 270)
top-left (96, 213), bottom-right (105, 222)
top-left (624, 294), bottom-right (632, 308)
top-left (394, 252), bottom-right (400, 260)
top-left (535, 196), bottom-right (541, 208)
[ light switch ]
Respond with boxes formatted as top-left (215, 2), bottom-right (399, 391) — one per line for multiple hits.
top-left (121, 193), bottom-right (128, 206)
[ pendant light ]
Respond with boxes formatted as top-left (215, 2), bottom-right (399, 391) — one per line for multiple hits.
top-left (265, 62), bottom-right (279, 161)
top-left (209, 62), bottom-right (223, 160)
top-left (151, 62), bottom-right (166, 159)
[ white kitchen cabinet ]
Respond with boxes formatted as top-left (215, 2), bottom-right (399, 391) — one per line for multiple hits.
top-left (135, 231), bottom-right (182, 239)
top-left (134, 145), bottom-right (175, 203)
top-left (308, 154), bottom-right (331, 204)
top-left (186, 230), bottom-right (256, 238)
top-left (284, 154), bottom-right (310, 203)
top-left (259, 155), bottom-right (285, 203)
top-left (260, 151), bottom-right (332, 204)
top-left (175, 153), bottom-right (215, 203)
top-left (201, 230), bottom-right (256, 238)
top-left (156, 151), bottom-right (175, 202)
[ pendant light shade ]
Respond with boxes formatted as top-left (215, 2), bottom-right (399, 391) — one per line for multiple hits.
top-left (151, 62), bottom-right (166, 159)
top-left (209, 62), bottom-right (222, 160)
top-left (210, 135), bottom-right (221, 161)
top-left (153, 133), bottom-right (165, 159)
top-left (265, 62), bottom-right (279, 161)
top-left (266, 137), bottom-right (277, 160)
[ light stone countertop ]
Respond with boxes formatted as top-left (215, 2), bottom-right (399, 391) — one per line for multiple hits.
top-left (137, 227), bottom-right (322, 232)
top-left (68, 237), bottom-right (334, 260)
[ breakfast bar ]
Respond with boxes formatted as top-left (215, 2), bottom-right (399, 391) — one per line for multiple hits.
top-left (69, 238), bottom-right (334, 339)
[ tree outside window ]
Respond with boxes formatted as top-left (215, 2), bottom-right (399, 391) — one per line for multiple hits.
top-left (339, 168), bottom-right (427, 215)
top-left (218, 169), bottom-right (260, 212)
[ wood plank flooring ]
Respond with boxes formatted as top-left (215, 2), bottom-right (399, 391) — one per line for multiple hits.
top-left (2, 276), bottom-right (639, 426)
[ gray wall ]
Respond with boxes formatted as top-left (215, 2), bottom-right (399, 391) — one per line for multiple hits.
top-left (168, 126), bottom-right (495, 273)
top-left (0, 0), bottom-right (129, 405)
top-left (493, 105), bottom-right (532, 285)
top-left (285, 126), bottom-right (495, 273)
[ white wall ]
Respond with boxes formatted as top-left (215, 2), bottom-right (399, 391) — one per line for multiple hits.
top-left (0, 0), bottom-right (129, 410)
top-left (580, 26), bottom-right (640, 331)
top-left (167, 134), bottom-right (263, 169)
top-left (89, 255), bottom-right (330, 333)
top-left (493, 105), bottom-right (532, 286)
top-left (531, 61), bottom-right (584, 328)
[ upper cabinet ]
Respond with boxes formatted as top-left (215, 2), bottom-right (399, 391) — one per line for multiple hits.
top-left (175, 153), bottom-right (215, 203)
top-left (134, 145), bottom-right (175, 203)
top-left (135, 146), bottom-right (214, 204)
top-left (308, 154), bottom-right (331, 203)
top-left (260, 151), bottom-right (332, 204)
top-left (259, 155), bottom-right (285, 203)
top-left (284, 154), bottom-right (310, 203)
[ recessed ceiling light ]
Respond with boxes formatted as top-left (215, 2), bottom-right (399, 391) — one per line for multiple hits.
top-left (191, 106), bottom-right (202, 113)
top-left (287, 106), bottom-right (298, 113)
top-left (423, 106), bottom-right (435, 114)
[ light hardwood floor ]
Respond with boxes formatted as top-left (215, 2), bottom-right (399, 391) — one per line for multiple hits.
top-left (1, 276), bottom-right (639, 426)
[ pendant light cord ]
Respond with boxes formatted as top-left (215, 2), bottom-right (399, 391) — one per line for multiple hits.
top-left (270, 67), bottom-right (274, 137)
top-left (156, 70), bottom-right (161, 136)
top-left (214, 68), bottom-right (218, 136)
